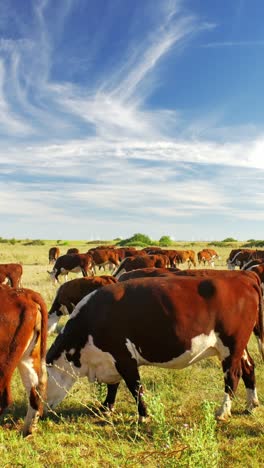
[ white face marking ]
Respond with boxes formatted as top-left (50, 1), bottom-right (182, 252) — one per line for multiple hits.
top-left (126, 331), bottom-right (230, 369)
top-left (46, 353), bottom-right (79, 409)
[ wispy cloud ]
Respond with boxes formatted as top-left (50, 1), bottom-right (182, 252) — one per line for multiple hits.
top-left (201, 40), bottom-right (264, 48)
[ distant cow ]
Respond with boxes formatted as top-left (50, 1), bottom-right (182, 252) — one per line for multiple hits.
top-left (197, 249), bottom-right (219, 267)
top-left (113, 254), bottom-right (170, 278)
top-left (173, 250), bottom-right (196, 268)
top-left (46, 273), bottom-right (264, 422)
top-left (48, 253), bottom-right (94, 283)
top-left (66, 248), bottom-right (80, 255)
top-left (0, 286), bottom-right (47, 436)
top-left (0, 263), bottom-right (23, 288)
top-left (90, 249), bottom-right (120, 273)
top-left (49, 247), bottom-right (60, 264)
top-left (48, 275), bottom-right (117, 333)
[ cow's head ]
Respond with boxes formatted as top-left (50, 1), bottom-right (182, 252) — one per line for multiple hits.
top-left (47, 269), bottom-right (58, 283)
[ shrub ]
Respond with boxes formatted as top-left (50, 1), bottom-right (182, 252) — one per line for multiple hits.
top-left (159, 236), bottom-right (173, 247)
top-left (118, 233), bottom-right (153, 247)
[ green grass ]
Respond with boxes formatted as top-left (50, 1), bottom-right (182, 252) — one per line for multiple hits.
top-left (0, 242), bottom-right (264, 467)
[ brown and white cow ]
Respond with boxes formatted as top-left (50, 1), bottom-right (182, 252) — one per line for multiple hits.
top-left (46, 273), bottom-right (263, 422)
top-left (173, 250), bottom-right (196, 268)
top-left (0, 263), bottom-right (23, 288)
top-left (227, 249), bottom-right (255, 270)
top-left (90, 249), bottom-right (120, 273)
top-left (197, 249), bottom-right (219, 267)
top-left (48, 275), bottom-right (117, 333)
top-left (0, 286), bottom-right (47, 436)
top-left (117, 267), bottom-right (180, 282)
top-left (48, 253), bottom-right (94, 283)
top-left (113, 254), bottom-right (170, 279)
top-left (48, 247), bottom-right (60, 264)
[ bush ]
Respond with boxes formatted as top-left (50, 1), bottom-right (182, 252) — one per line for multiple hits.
top-left (117, 233), bottom-right (153, 247)
top-left (23, 239), bottom-right (45, 246)
top-left (159, 236), bottom-right (173, 247)
top-left (222, 237), bottom-right (237, 242)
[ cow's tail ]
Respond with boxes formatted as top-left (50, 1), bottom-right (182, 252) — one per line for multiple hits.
top-left (253, 282), bottom-right (264, 361)
top-left (34, 293), bottom-right (48, 408)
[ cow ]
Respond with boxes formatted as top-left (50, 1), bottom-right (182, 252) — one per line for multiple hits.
top-left (48, 247), bottom-right (60, 264)
top-left (227, 249), bottom-right (255, 270)
top-left (46, 274), bottom-right (264, 423)
top-left (0, 263), bottom-right (23, 288)
top-left (66, 248), bottom-right (80, 255)
top-left (0, 286), bottom-right (47, 436)
top-left (197, 249), bottom-right (218, 267)
top-left (173, 250), bottom-right (196, 268)
top-left (47, 253), bottom-right (94, 283)
top-left (90, 249), bottom-right (120, 273)
top-left (113, 254), bottom-right (170, 279)
top-left (118, 267), bottom-right (180, 282)
top-left (48, 275), bottom-right (118, 334)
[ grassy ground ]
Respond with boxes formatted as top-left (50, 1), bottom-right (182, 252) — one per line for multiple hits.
top-left (0, 241), bottom-right (264, 467)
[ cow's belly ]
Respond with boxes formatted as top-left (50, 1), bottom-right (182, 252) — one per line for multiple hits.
top-left (80, 335), bottom-right (121, 384)
top-left (61, 267), bottom-right (82, 274)
top-left (126, 330), bottom-right (230, 369)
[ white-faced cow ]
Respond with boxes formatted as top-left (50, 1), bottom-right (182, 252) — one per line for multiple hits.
top-left (0, 263), bottom-right (23, 288)
top-left (0, 286), bottom-right (47, 436)
top-left (227, 249), bottom-right (256, 270)
top-left (48, 247), bottom-right (60, 264)
top-left (48, 254), bottom-right (94, 283)
top-left (197, 249), bottom-right (219, 268)
top-left (48, 275), bottom-right (117, 334)
top-left (46, 273), bottom-right (264, 423)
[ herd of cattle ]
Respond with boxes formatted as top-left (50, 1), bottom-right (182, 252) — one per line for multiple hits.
top-left (0, 244), bottom-right (264, 437)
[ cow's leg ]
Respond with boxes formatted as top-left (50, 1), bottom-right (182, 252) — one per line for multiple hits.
top-left (18, 338), bottom-right (47, 437)
top-left (116, 360), bottom-right (147, 421)
top-left (216, 356), bottom-right (242, 421)
top-left (241, 348), bottom-right (259, 412)
top-left (101, 383), bottom-right (120, 412)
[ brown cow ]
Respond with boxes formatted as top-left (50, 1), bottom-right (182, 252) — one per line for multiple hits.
top-left (197, 249), bottom-right (219, 267)
top-left (173, 250), bottom-right (196, 268)
top-left (227, 249), bottom-right (255, 270)
top-left (66, 248), bottom-right (80, 255)
top-left (48, 253), bottom-right (94, 283)
top-left (48, 275), bottom-right (117, 333)
top-left (113, 254), bottom-right (170, 278)
top-left (46, 273), bottom-right (263, 422)
top-left (49, 247), bottom-right (60, 264)
top-left (90, 249), bottom-right (120, 273)
top-left (0, 263), bottom-right (23, 288)
top-left (118, 267), bottom-right (180, 282)
top-left (0, 286), bottom-right (47, 436)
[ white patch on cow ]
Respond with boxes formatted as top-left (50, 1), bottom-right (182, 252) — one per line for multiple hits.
top-left (114, 268), bottom-right (126, 280)
top-left (125, 330), bottom-right (230, 369)
top-left (70, 290), bottom-right (98, 319)
top-left (216, 392), bottom-right (232, 420)
top-left (79, 335), bottom-right (121, 384)
top-left (60, 304), bottom-right (69, 316)
top-left (246, 388), bottom-right (259, 411)
top-left (242, 349), bottom-right (252, 366)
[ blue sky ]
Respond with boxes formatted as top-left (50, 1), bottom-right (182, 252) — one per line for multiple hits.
top-left (1, 0), bottom-right (264, 241)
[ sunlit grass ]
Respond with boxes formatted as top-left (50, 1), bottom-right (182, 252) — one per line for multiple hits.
top-left (0, 241), bottom-right (263, 466)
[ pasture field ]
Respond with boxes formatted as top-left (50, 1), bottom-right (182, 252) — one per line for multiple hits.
top-left (0, 241), bottom-right (264, 467)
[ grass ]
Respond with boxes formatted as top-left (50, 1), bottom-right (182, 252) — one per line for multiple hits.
top-left (0, 241), bottom-right (264, 467)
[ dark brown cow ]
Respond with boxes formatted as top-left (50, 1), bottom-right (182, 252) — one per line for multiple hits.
top-left (0, 286), bottom-right (47, 436)
top-left (0, 263), bottom-right (23, 288)
top-left (113, 254), bottom-right (170, 278)
top-left (227, 249), bottom-right (255, 270)
top-left (66, 248), bottom-right (80, 255)
top-left (46, 274), bottom-right (264, 423)
top-left (114, 247), bottom-right (138, 262)
top-left (90, 249), bottom-right (120, 273)
top-left (48, 254), bottom-right (93, 283)
top-left (48, 275), bottom-right (117, 333)
top-left (48, 247), bottom-right (60, 264)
